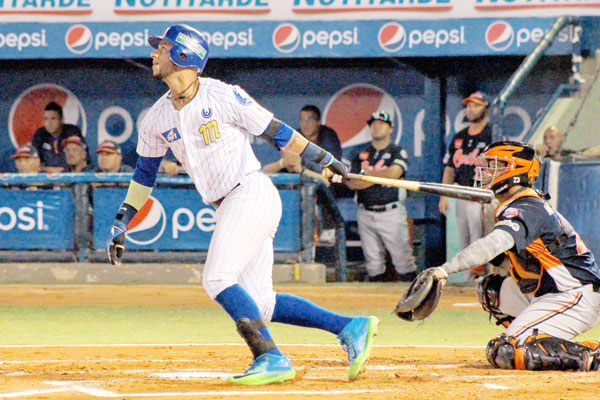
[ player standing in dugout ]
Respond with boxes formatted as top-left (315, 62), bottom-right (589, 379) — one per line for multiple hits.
top-left (106, 24), bottom-right (379, 385)
top-left (439, 92), bottom-right (493, 278)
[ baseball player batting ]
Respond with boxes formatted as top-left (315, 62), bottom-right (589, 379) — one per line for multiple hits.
top-left (423, 141), bottom-right (600, 371)
top-left (106, 24), bottom-right (379, 385)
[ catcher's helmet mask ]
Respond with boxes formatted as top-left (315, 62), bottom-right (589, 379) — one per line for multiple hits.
top-left (475, 141), bottom-right (541, 195)
top-left (149, 24), bottom-right (210, 74)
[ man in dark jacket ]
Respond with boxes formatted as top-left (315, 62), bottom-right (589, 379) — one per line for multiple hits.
top-left (31, 101), bottom-right (89, 173)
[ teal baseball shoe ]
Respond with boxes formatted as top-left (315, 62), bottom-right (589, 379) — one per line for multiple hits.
top-left (337, 316), bottom-right (380, 380)
top-left (228, 353), bottom-right (295, 385)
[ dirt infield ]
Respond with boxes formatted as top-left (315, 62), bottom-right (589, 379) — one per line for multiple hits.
top-left (0, 285), bottom-right (597, 399)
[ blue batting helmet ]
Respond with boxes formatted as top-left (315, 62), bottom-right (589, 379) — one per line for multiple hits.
top-left (149, 24), bottom-right (210, 74)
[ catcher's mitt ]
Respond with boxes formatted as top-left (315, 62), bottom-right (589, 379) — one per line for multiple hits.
top-left (394, 268), bottom-right (443, 321)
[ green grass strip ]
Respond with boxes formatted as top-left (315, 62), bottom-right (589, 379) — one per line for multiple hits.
top-left (1, 306), bottom-right (598, 346)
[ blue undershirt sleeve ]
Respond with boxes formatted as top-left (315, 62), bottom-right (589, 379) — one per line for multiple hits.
top-left (132, 155), bottom-right (162, 188)
top-left (268, 121), bottom-right (294, 148)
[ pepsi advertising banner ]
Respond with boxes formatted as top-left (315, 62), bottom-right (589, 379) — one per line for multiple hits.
top-left (0, 18), bottom-right (584, 59)
top-left (93, 187), bottom-right (301, 252)
top-left (0, 189), bottom-right (74, 250)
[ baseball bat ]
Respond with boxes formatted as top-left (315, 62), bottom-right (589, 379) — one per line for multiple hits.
top-left (345, 173), bottom-right (494, 203)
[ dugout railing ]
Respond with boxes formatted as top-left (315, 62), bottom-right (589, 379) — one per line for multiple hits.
top-left (0, 173), bottom-right (347, 281)
top-left (492, 15), bottom-right (582, 141)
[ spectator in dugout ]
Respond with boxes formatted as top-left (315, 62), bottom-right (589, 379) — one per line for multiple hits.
top-left (11, 145), bottom-right (41, 174)
top-left (534, 126), bottom-right (577, 161)
top-left (31, 101), bottom-right (90, 173)
top-left (8, 145), bottom-right (60, 190)
top-left (95, 140), bottom-right (133, 173)
top-left (297, 104), bottom-right (351, 199)
top-left (62, 135), bottom-right (93, 173)
top-left (262, 149), bottom-right (331, 186)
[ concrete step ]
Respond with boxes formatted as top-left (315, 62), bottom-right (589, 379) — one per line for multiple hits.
top-left (0, 263), bottom-right (326, 284)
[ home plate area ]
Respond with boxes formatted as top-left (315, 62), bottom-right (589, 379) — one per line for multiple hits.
top-left (0, 344), bottom-right (597, 399)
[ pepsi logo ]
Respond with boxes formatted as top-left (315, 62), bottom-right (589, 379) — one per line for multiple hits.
top-left (272, 23), bottom-right (301, 53)
top-left (126, 196), bottom-right (167, 245)
top-left (8, 84), bottom-right (87, 149)
top-left (378, 22), bottom-right (407, 53)
top-left (323, 83), bottom-right (402, 149)
top-left (65, 24), bottom-right (93, 54)
top-left (486, 21), bottom-right (514, 52)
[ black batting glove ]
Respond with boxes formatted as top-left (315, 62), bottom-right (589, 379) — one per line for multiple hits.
top-left (107, 220), bottom-right (127, 266)
top-left (301, 142), bottom-right (348, 183)
top-left (322, 153), bottom-right (348, 183)
top-left (106, 203), bottom-right (137, 266)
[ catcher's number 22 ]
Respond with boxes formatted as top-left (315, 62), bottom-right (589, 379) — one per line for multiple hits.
top-left (200, 121), bottom-right (220, 146)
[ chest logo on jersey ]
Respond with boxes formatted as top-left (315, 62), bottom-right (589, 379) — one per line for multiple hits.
top-left (452, 148), bottom-right (483, 168)
top-left (202, 108), bottom-right (212, 118)
top-left (454, 139), bottom-right (463, 149)
top-left (162, 127), bottom-right (181, 143)
top-left (358, 151), bottom-right (369, 161)
top-left (200, 120), bottom-right (220, 146)
top-left (233, 86), bottom-right (253, 106)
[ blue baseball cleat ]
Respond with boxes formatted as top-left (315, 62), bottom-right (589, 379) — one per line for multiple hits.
top-left (337, 316), bottom-right (380, 380)
top-left (228, 353), bottom-right (295, 385)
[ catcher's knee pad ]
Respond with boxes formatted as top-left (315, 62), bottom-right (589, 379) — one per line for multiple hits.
top-left (235, 317), bottom-right (276, 359)
top-left (477, 273), bottom-right (514, 328)
top-left (487, 332), bottom-right (599, 371)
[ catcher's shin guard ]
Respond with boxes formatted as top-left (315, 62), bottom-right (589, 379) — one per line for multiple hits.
top-left (235, 318), bottom-right (276, 359)
top-left (477, 273), bottom-right (514, 328)
top-left (487, 332), bottom-right (600, 371)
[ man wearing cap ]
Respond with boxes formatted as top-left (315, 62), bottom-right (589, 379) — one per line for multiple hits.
top-left (31, 101), bottom-right (89, 173)
top-left (95, 141), bottom-right (134, 173)
top-left (439, 91), bottom-right (494, 279)
top-left (346, 110), bottom-right (417, 282)
top-left (62, 135), bottom-right (93, 173)
top-left (11, 145), bottom-right (41, 174)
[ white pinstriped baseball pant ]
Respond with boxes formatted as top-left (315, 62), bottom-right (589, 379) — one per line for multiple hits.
top-left (202, 171), bottom-right (280, 323)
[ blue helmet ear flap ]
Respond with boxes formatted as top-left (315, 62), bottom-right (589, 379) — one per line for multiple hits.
top-left (149, 24), bottom-right (210, 74)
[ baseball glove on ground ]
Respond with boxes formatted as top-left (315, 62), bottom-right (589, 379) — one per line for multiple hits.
top-left (394, 268), bottom-right (443, 321)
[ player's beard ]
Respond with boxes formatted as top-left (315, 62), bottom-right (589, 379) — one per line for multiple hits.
top-left (153, 63), bottom-right (176, 81)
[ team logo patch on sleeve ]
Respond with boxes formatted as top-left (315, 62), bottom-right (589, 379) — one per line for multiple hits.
top-left (502, 207), bottom-right (520, 218)
top-left (161, 127), bottom-right (181, 143)
top-left (495, 220), bottom-right (520, 231)
top-left (359, 151), bottom-right (369, 161)
top-left (233, 86), bottom-right (253, 106)
top-left (400, 149), bottom-right (408, 159)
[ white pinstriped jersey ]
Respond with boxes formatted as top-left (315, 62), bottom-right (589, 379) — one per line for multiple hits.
top-left (138, 77), bottom-right (273, 203)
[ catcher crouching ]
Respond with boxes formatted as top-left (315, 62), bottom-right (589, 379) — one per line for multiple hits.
top-left (396, 141), bottom-right (600, 372)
